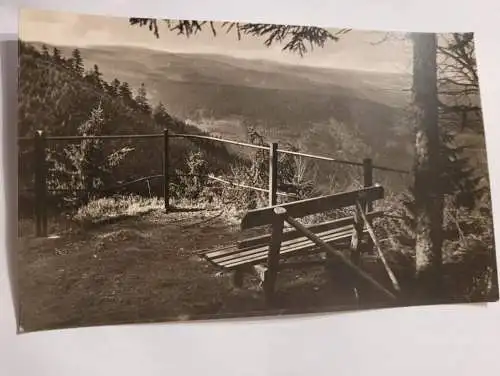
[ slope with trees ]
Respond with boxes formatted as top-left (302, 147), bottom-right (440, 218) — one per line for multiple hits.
top-left (18, 41), bottom-right (236, 213)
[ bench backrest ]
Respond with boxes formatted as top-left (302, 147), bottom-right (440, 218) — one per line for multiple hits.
top-left (240, 185), bottom-right (384, 230)
top-left (238, 209), bottom-right (384, 249)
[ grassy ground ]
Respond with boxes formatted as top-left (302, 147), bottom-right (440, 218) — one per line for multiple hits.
top-left (17, 197), bottom-right (397, 332)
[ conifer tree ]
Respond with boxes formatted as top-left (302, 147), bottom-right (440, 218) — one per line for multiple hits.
top-left (71, 48), bottom-right (84, 76)
top-left (41, 44), bottom-right (49, 58)
top-left (108, 78), bottom-right (121, 96)
top-left (47, 103), bottom-right (133, 205)
top-left (119, 82), bottom-right (132, 100)
top-left (153, 101), bottom-right (174, 127)
top-left (134, 82), bottom-right (151, 113)
top-left (85, 64), bottom-right (103, 89)
top-left (52, 47), bottom-right (62, 62)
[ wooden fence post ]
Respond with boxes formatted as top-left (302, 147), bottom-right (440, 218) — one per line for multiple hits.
top-left (264, 206), bottom-right (286, 304)
top-left (268, 142), bottom-right (278, 206)
top-left (34, 130), bottom-right (47, 237)
top-left (363, 158), bottom-right (373, 212)
top-left (163, 129), bottom-right (170, 213)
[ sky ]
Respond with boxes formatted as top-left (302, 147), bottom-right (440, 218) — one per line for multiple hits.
top-left (19, 8), bottom-right (413, 73)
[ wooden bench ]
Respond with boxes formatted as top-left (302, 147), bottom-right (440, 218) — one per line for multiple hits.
top-left (201, 185), bottom-right (399, 303)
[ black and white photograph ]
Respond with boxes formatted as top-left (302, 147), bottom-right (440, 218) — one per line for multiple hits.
top-left (16, 8), bottom-right (499, 332)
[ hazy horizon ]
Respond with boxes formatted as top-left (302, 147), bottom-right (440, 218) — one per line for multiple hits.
top-left (20, 8), bottom-right (413, 74)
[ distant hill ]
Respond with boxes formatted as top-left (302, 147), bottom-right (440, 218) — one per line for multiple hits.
top-left (28, 42), bottom-right (414, 171)
top-left (18, 41), bottom-right (235, 201)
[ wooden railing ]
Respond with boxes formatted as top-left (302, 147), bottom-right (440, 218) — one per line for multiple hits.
top-left (18, 130), bottom-right (410, 237)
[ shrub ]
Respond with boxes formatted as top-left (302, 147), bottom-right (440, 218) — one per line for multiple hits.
top-left (184, 150), bottom-right (209, 199)
top-left (73, 195), bottom-right (163, 225)
top-left (47, 103), bottom-right (133, 208)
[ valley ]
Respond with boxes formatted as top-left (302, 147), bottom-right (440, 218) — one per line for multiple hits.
top-left (30, 42), bottom-right (414, 172)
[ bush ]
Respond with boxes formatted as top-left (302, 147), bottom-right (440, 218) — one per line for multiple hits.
top-left (73, 195), bottom-right (163, 226)
top-left (47, 103), bottom-right (133, 209)
top-left (183, 150), bottom-right (209, 199)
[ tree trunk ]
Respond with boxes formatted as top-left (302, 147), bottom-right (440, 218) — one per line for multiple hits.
top-left (411, 32), bottom-right (444, 301)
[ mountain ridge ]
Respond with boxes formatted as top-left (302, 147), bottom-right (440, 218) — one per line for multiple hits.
top-left (23, 40), bottom-right (414, 171)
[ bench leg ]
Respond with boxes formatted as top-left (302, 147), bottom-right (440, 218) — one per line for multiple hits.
top-left (263, 208), bottom-right (286, 306)
top-left (350, 206), bottom-right (364, 304)
top-left (233, 269), bottom-right (245, 288)
top-left (263, 267), bottom-right (278, 304)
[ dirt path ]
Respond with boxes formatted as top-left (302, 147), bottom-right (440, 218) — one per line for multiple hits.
top-left (17, 209), bottom-right (383, 332)
top-left (18, 209), bottom-right (240, 331)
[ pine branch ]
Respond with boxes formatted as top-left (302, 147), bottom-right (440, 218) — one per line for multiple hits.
top-left (129, 18), bottom-right (349, 56)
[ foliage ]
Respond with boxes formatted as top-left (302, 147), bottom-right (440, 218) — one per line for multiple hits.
top-left (209, 127), bottom-right (320, 213)
top-left (18, 41), bottom-right (234, 214)
top-left (73, 195), bottom-right (163, 226)
top-left (134, 83), bottom-right (152, 114)
top-left (46, 103), bottom-right (133, 208)
top-left (437, 33), bottom-right (482, 133)
top-left (71, 48), bottom-right (84, 76)
top-left (175, 150), bottom-right (209, 200)
top-left (129, 18), bottom-right (349, 56)
top-left (379, 125), bottom-right (495, 299)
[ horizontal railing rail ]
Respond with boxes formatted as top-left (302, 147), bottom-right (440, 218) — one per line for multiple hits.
top-left (19, 129), bottom-right (410, 236)
top-left (17, 131), bottom-right (410, 174)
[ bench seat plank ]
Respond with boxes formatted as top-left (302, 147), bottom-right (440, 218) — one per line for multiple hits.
top-left (220, 228), bottom-right (358, 268)
top-left (203, 224), bottom-right (367, 269)
top-left (210, 224), bottom-right (354, 264)
top-left (203, 210), bottom-right (382, 263)
top-left (205, 223), bottom-right (353, 261)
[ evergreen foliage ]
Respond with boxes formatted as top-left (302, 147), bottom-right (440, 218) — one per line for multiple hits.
top-left (71, 48), bottom-right (84, 76)
top-left (129, 18), bottom-right (349, 56)
top-left (378, 34), bottom-right (496, 299)
top-left (47, 103), bottom-right (133, 207)
top-left (18, 41), bottom-right (234, 212)
top-left (134, 83), bottom-right (152, 114)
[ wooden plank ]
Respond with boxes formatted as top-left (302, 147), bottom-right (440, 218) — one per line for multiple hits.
top-left (218, 231), bottom-right (353, 268)
top-left (34, 130), bottom-right (48, 237)
top-left (355, 201), bottom-right (401, 292)
top-left (171, 133), bottom-right (269, 151)
top-left (205, 243), bottom-right (259, 260)
top-left (350, 205), bottom-right (363, 265)
top-left (45, 134), bottom-right (163, 141)
top-left (163, 129), bottom-right (170, 212)
top-left (284, 214), bottom-right (397, 300)
top-left (233, 269), bottom-right (245, 288)
top-left (220, 229), bottom-right (356, 268)
top-left (363, 158), bottom-right (374, 212)
top-left (197, 242), bottom-right (237, 255)
top-left (268, 142), bottom-right (278, 206)
top-left (34, 131), bottom-right (43, 237)
top-left (212, 225), bottom-right (355, 263)
top-left (214, 224), bottom-right (355, 260)
top-left (349, 204), bottom-right (364, 304)
top-left (241, 185), bottom-right (384, 230)
top-left (263, 207), bottom-right (286, 304)
top-left (239, 210), bottom-right (384, 249)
